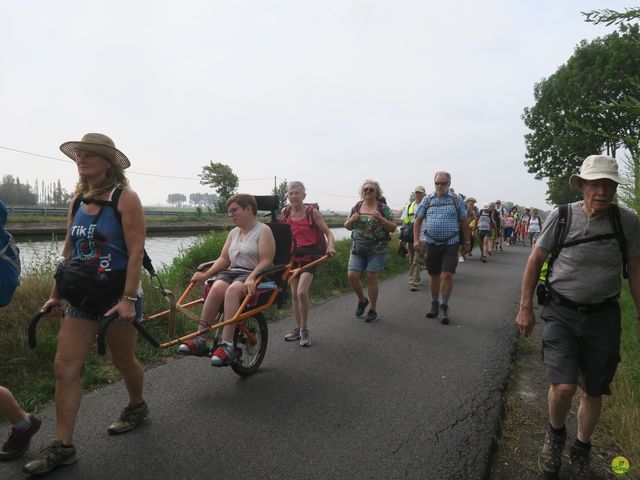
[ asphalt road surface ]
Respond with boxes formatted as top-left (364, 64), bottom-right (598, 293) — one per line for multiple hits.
top-left (1, 246), bottom-right (531, 480)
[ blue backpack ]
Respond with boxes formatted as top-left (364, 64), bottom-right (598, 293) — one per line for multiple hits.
top-left (0, 201), bottom-right (21, 307)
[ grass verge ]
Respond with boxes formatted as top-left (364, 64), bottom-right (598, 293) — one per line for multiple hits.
top-left (0, 232), bottom-right (409, 419)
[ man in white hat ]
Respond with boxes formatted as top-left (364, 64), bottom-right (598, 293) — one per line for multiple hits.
top-left (515, 155), bottom-right (640, 478)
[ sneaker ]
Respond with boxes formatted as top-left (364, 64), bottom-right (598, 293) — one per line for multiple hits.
top-left (299, 329), bottom-right (311, 347)
top-left (364, 309), bottom-right (378, 323)
top-left (0, 414), bottom-right (41, 461)
top-left (355, 298), bottom-right (369, 317)
top-left (410, 284), bottom-right (418, 292)
top-left (481, 256), bottom-right (487, 263)
top-left (22, 440), bottom-right (77, 476)
top-left (177, 338), bottom-right (210, 356)
top-left (211, 343), bottom-right (238, 367)
top-left (426, 301), bottom-right (439, 318)
top-left (568, 443), bottom-right (591, 480)
top-left (538, 426), bottom-right (566, 477)
top-left (439, 304), bottom-right (450, 325)
top-left (107, 401), bottom-right (149, 435)
top-left (284, 328), bottom-right (301, 341)
top-left (458, 255), bottom-right (464, 263)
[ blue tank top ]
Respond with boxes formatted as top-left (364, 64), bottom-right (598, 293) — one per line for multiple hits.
top-left (69, 200), bottom-right (128, 272)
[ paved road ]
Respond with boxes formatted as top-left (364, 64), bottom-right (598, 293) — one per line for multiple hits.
top-left (1, 246), bottom-right (531, 480)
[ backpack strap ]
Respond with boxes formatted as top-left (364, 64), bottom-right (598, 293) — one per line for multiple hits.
top-left (544, 204), bottom-right (570, 286)
top-left (71, 188), bottom-right (155, 276)
top-left (608, 204), bottom-right (628, 279)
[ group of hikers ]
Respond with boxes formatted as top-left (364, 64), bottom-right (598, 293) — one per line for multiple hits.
top-left (1, 133), bottom-right (638, 480)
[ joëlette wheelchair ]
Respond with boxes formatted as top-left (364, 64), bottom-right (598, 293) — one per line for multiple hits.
top-left (28, 195), bottom-right (328, 377)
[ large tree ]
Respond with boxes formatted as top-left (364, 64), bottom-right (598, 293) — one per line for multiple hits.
top-left (166, 193), bottom-right (187, 207)
top-left (199, 162), bottom-right (238, 213)
top-left (272, 178), bottom-right (288, 209)
top-left (522, 25), bottom-right (640, 204)
top-left (0, 175), bottom-right (37, 205)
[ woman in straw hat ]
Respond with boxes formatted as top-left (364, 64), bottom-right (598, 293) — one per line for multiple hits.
top-left (23, 133), bottom-right (148, 476)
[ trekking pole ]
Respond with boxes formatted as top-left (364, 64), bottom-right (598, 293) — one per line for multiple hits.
top-left (97, 314), bottom-right (160, 356)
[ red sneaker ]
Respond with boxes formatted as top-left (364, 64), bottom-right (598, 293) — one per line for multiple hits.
top-left (0, 414), bottom-right (42, 461)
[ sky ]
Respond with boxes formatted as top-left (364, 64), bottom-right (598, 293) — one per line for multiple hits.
top-left (0, 1), bottom-right (631, 213)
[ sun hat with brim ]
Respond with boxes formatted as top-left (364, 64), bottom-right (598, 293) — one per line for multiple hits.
top-left (60, 133), bottom-right (130, 169)
top-left (465, 197), bottom-right (477, 203)
top-left (569, 154), bottom-right (629, 190)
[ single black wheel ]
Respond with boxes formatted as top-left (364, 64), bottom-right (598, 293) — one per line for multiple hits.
top-left (231, 313), bottom-right (268, 376)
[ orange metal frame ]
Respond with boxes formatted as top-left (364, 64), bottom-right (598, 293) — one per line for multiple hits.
top-left (145, 255), bottom-right (329, 349)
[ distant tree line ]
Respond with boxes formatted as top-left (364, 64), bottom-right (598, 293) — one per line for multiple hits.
top-left (0, 175), bottom-right (72, 206)
top-left (166, 192), bottom-right (218, 207)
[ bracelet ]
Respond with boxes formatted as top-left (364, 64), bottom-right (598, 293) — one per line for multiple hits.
top-left (122, 295), bottom-right (137, 302)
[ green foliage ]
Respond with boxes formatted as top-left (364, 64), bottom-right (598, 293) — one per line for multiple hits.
top-left (198, 162), bottom-right (239, 213)
top-left (582, 8), bottom-right (640, 27)
top-left (546, 173), bottom-right (582, 206)
top-left (0, 175), bottom-right (38, 205)
top-left (272, 179), bottom-right (288, 210)
top-left (166, 193), bottom-right (187, 206)
top-left (522, 26), bottom-right (640, 187)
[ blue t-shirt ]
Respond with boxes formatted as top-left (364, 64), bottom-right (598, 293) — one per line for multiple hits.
top-left (70, 203), bottom-right (129, 272)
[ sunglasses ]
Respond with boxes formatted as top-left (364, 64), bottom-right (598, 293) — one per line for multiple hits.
top-left (434, 182), bottom-right (449, 186)
top-left (363, 187), bottom-right (376, 193)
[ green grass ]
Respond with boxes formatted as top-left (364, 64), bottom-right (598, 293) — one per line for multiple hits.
top-left (601, 283), bottom-right (640, 466)
top-left (0, 232), bottom-right (409, 420)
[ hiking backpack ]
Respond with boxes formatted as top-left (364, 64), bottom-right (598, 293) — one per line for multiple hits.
top-left (281, 203), bottom-right (327, 254)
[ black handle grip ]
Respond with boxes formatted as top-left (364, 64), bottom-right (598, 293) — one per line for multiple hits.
top-left (27, 311), bottom-right (47, 349)
top-left (97, 314), bottom-right (160, 356)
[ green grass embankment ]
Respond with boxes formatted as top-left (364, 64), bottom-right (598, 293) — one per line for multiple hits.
top-left (0, 233), bottom-right (409, 419)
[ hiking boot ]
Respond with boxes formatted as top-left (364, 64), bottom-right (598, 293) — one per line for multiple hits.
top-left (355, 298), bottom-right (369, 317)
top-left (364, 309), bottom-right (378, 323)
top-left (299, 329), bottom-right (311, 347)
top-left (0, 414), bottom-right (41, 461)
top-left (108, 401), bottom-right (149, 435)
top-left (439, 304), bottom-right (450, 325)
top-left (177, 337), bottom-right (210, 356)
top-left (284, 328), bottom-right (301, 341)
top-left (568, 443), bottom-right (591, 480)
top-left (538, 426), bottom-right (566, 478)
top-left (22, 440), bottom-right (77, 476)
top-left (426, 301), bottom-right (439, 318)
top-left (211, 343), bottom-right (238, 367)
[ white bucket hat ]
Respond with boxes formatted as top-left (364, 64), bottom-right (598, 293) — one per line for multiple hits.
top-left (569, 155), bottom-right (629, 190)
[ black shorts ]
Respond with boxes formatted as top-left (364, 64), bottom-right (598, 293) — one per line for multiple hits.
top-left (425, 243), bottom-right (459, 276)
top-left (540, 301), bottom-right (621, 396)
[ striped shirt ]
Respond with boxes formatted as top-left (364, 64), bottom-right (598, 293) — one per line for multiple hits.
top-left (415, 193), bottom-right (467, 245)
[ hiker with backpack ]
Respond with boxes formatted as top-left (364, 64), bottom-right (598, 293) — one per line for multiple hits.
top-left (344, 179), bottom-right (397, 323)
top-left (402, 185), bottom-right (427, 291)
top-left (412, 171), bottom-right (469, 325)
top-left (0, 200), bottom-right (42, 462)
top-left (516, 155), bottom-right (640, 479)
top-left (23, 133), bottom-right (149, 476)
top-left (281, 181), bottom-right (336, 346)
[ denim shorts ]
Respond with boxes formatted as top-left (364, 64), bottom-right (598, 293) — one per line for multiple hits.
top-left (66, 296), bottom-right (144, 322)
top-left (347, 251), bottom-right (387, 273)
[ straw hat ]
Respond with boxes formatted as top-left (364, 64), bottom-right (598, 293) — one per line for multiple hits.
top-left (569, 155), bottom-right (628, 190)
top-left (60, 133), bottom-right (130, 169)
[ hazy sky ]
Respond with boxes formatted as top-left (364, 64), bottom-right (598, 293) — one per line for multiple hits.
top-left (0, 1), bottom-right (629, 212)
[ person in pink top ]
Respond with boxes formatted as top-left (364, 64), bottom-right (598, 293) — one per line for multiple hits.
top-left (281, 182), bottom-right (336, 347)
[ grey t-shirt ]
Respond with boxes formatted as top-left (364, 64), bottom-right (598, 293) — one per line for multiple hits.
top-left (537, 202), bottom-right (640, 304)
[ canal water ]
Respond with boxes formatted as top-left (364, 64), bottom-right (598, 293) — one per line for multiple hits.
top-left (15, 228), bottom-right (352, 272)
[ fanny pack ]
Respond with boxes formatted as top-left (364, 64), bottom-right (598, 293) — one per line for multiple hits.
top-left (55, 260), bottom-right (127, 316)
top-left (352, 238), bottom-right (379, 256)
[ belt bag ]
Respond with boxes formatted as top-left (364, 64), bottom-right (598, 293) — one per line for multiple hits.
top-left (55, 260), bottom-right (127, 316)
top-left (352, 238), bottom-right (378, 256)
